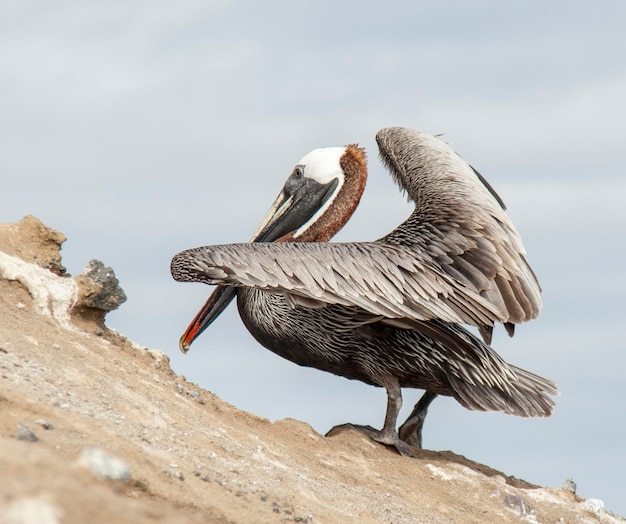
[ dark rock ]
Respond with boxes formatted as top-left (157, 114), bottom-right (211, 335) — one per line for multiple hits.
top-left (34, 419), bottom-right (54, 430)
top-left (81, 260), bottom-right (127, 311)
top-left (16, 423), bottom-right (39, 442)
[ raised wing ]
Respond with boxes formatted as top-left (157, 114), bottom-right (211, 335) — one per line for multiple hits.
top-left (171, 241), bottom-right (506, 328)
top-left (376, 127), bottom-right (542, 339)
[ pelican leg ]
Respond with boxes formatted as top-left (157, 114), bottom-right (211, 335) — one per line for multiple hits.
top-left (398, 391), bottom-right (438, 449)
top-left (326, 379), bottom-right (418, 457)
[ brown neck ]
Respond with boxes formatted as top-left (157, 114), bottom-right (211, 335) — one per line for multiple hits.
top-left (295, 144), bottom-right (367, 242)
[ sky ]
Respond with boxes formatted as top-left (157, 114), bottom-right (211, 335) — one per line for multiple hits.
top-left (2, 0), bottom-right (625, 515)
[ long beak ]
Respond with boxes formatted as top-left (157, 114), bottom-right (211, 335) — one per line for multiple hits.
top-left (178, 176), bottom-right (338, 353)
top-left (251, 176), bottom-right (339, 243)
top-left (179, 285), bottom-right (237, 353)
top-left (250, 190), bottom-right (294, 242)
top-left (178, 191), bottom-right (292, 353)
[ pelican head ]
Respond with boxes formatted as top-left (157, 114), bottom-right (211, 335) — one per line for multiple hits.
top-left (252, 144), bottom-right (367, 243)
top-left (178, 143), bottom-right (367, 352)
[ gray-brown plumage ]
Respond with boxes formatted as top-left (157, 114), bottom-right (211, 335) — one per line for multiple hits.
top-left (171, 127), bottom-right (556, 455)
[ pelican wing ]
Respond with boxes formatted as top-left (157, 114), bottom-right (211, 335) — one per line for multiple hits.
top-left (171, 242), bottom-right (504, 328)
top-left (376, 127), bottom-right (542, 332)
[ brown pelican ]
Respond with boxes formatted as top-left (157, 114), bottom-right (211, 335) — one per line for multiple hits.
top-left (170, 127), bottom-right (557, 456)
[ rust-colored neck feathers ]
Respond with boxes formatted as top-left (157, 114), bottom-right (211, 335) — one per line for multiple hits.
top-left (296, 144), bottom-right (367, 242)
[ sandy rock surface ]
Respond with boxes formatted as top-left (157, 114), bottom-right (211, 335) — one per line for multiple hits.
top-left (0, 216), bottom-right (623, 524)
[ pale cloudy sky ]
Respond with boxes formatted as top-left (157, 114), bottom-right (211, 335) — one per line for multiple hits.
top-left (2, 0), bottom-right (625, 515)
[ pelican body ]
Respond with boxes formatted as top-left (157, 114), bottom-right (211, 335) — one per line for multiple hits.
top-left (171, 127), bottom-right (557, 454)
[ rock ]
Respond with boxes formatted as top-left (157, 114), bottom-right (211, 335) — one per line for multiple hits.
top-left (34, 419), bottom-right (54, 430)
top-left (16, 423), bottom-right (39, 442)
top-left (80, 260), bottom-right (127, 311)
top-left (0, 250), bottom-right (77, 327)
top-left (75, 447), bottom-right (131, 482)
top-left (0, 215), bottom-right (67, 276)
top-left (149, 349), bottom-right (171, 371)
top-left (0, 223), bottom-right (125, 334)
top-left (71, 260), bottom-right (127, 331)
top-left (562, 477), bottom-right (577, 493)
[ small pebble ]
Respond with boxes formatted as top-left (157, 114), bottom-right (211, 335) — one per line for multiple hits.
top-left (163, 469), bottom-right (186, 481)
top-left (149, 349), bottom-right (170, 366)
top-left (16, 423), bottom-right (39, 442)
top-left (34, 419), bottom-right (54, 430)
top-left (76, 447), bottom-right (131, 482)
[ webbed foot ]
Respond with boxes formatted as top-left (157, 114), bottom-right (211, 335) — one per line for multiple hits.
top-left (326, 423), bottom-right (418, 457)
top-left (398, 391), bottom-right (438, 449)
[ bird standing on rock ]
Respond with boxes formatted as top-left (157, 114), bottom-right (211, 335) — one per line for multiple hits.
top-left (171, 127), bottom-right (557, 456)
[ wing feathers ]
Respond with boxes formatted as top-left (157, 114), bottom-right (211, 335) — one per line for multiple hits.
top-left (171, 242), bottom-right (503, 328)
top-left (376, 127), bottom-right (542, 328)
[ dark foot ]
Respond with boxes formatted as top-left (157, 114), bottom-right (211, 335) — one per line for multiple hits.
top-left (398, 391), bottom-right (438, 449)
top-left (326, 423), bottom-right (419, 457)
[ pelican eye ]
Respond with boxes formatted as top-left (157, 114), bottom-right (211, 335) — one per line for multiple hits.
top-left (293, 166), bottom-right (304, 179)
